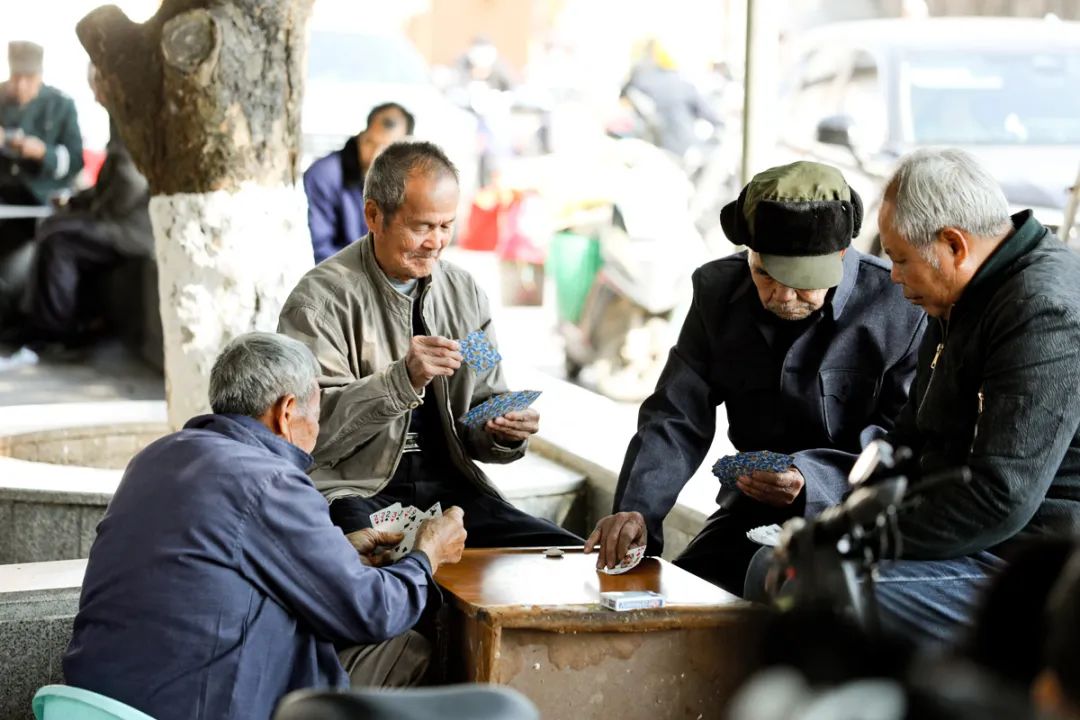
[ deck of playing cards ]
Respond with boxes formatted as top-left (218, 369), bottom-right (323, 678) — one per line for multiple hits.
top-left (458, 390), bottom-right (541, 429)
top-left (457, 329), bottom-right (502, 373)
top-left (599, 544), bottom-right (646, 575)
top-left (600, 591), bottom-right (665, 612)
top-left (369, 502), bottom-right (443, 561)
top-left (712, 451), bottom-right (795, 488)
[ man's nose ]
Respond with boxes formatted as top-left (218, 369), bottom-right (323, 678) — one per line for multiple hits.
top-left (890, 264), bottom-right (901, 284)
top-left (773, 284), bottom-right (796, 302)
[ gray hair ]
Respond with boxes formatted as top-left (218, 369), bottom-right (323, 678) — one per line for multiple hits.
top-left (209, 332), bottom-right (320, 418)
top-left (883, 148), bottom-right (1012, 250)
top-left (364, 140), bottom-right (458, 221)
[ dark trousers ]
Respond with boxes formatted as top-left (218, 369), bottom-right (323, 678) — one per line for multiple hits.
top-left (328, 450), bottom-right (582, 548)
top-left (672, 489), bottom-right (796, 596)
top-left (22, 219), bottom-right (122, 341)
top-left (0, 184), bottom-right (42, 320)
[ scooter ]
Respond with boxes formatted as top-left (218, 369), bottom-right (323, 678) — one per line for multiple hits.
top-left (558, 137), bottom-right (708, 402)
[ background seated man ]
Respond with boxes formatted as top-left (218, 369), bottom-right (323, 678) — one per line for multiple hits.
top-left (280, 140), bottom-right (581, 548)
top-left (304, 102), bottom-right (413, 263)
top-left (585, 161), bottom-right (925, 593)
top-left (4, 63), bottom-right (151, 351)
top-left (0, 41), bottom-right (83, 321)
top-left (747, 149), bottom-right (1080, 645)
top-left (63, 332), bottom-right (467, 720)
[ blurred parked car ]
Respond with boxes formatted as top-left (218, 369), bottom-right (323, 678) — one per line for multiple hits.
top-left (301, 30), bottom-right (478, 202)
top-left (777, 17), bottom-right (1080, 250)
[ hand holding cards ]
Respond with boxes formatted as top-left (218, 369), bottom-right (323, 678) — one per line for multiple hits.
top-left (712, 450), bottom-right (795, 488)
top-left (370, 502), bottom-right (443, 562)
top-left (598, 544), bottom-right (646, 575)
top-left (369, 503), bottom-right (467, 573)
top-left (459, 390), bottom-right (541, 429)
top-left (405, 336), bottom-right (463, 391)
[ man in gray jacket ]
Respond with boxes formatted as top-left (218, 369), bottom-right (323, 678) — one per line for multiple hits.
top-left (280, 140), bottom-right (580, 546)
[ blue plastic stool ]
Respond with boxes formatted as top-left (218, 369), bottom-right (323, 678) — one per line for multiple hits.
top-left (32, 685), bottom-right (156, 720)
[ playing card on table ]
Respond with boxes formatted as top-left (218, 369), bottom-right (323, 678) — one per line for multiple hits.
top-left (458, 390), bottom-right (542, 429)
top-left (599, 544), bottom-right (646, 575)
top-left (712, 451), bottom-right (795, 488)
top-left (457, 330), bottom-right (502, 373)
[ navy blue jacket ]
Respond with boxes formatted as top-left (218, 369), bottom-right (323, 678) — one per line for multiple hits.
top-left (889, 212), bottom-right (1080, 559)
top-left (304, 136), bottom-right (367, 264)
top-left (615, 249), bottom-right (927, 554)
top-left (63, 414), bottom-right (436, 720)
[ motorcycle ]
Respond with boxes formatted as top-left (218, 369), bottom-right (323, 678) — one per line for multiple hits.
top-left (556, 137), bottom-right (708, 402)
top-left (765, 440), bottom-right (971, 634)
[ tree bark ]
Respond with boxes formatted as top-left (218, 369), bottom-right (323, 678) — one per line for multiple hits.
top-left (77, 0), bottom-right (314, 428)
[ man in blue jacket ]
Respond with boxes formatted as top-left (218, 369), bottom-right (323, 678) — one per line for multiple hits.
top-left (304, 102), bottom-right (413, 263)
top-left (585, 161), bottom-right (926, 594)
top-left (63, 332), bottom-right (467, 720)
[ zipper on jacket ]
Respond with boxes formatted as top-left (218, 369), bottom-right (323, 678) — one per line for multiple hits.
top-left (918, 316), bottom-right (949, 416)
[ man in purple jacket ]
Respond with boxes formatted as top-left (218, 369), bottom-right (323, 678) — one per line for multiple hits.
top-left (304, 103), bottom-right (413, 263)
top-left (63, 332), bottom-right (467, 720)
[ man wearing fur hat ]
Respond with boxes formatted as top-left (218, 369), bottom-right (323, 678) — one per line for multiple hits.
top-left (0, 41), bottom-right (84, 319)
top-left (586, 161), bottom-right (926, 595)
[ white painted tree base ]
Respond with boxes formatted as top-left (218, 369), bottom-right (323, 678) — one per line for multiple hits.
top-left (149, 184), bottom-right (312, 429)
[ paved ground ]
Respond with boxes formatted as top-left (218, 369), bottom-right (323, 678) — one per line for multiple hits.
top-left (0, 340), bottom-right (163, 407)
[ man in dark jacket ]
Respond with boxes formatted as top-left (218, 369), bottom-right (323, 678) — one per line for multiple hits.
top-left (0, 41), bottom-right (83, 319)
top-left (585, 161), bottom-right (926, 594)
top-left (748, 149), bottom-right (1080, 645)
top-left (8, 65), bottom-right (153, 347)
top-left (304, 102), bottom-right (413, 263)
top-left (63, 332), bottom-right (467, 720)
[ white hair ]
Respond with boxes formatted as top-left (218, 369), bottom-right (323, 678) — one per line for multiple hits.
top-left (884, 148), bottom-right (1012, 250)
top-left (209, 332), bottom-right (320, 418)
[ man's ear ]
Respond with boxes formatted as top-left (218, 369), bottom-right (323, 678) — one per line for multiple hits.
top-left (938, 226), bottom-right (970, 269)
top-left (267, 394), bottom-right (297, 438)
top-left (363, 199), bottom-right (380, 234)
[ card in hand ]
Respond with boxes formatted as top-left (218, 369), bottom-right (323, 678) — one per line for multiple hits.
top-left (458, 390), bottom-right (541, 429)
top-left (386, 502), bottom-right (444, 561)
top-left (369, 502), bottom-right (403, 530)
top-left (457, 329), bottom-right (502, 373)
top-left (712, 451), bottom-right (795, 488)
top-left (599, 544), bottom-right (646, 575)
top-left (746, 523), bottom-right (783, 547)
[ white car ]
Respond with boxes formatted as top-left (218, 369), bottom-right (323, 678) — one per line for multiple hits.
top-left (777, 17), bottom-right (1080, 249)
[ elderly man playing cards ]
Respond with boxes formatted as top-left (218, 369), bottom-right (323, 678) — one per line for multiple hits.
top-left (64, 333), bottom-right (468, 720)
top-left (585, 161), bottom-right (926, 593)
top-left (280, 139), bottom-right (580, 548)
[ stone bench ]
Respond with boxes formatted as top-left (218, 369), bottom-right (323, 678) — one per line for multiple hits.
top-left (0, 401), bottom-right (588, 563)
top-left (0, 559), bottom-right (86, 720)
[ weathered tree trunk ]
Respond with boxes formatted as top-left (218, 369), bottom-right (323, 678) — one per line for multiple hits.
top-left (77, 0), bottom-right (314, 428)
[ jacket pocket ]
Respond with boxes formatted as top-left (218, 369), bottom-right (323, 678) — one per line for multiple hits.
top-left (972, 392), bottom-right (1050, 459)
top-left (820, 369), bottom-right (879, 443)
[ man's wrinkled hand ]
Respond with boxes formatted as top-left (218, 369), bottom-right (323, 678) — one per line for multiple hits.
top-left (583, 511), bottom-right (646, 570)
top-left (484, 408), bottom-right (539, 444)
top-left (405, 335), bottom-right (462, 392)
top-left (345, 528), bottom-right (404, 567)
top-left (736, 467), bottom-right (805, 507)
top-left (413, 506), bottom-right (467, 574)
